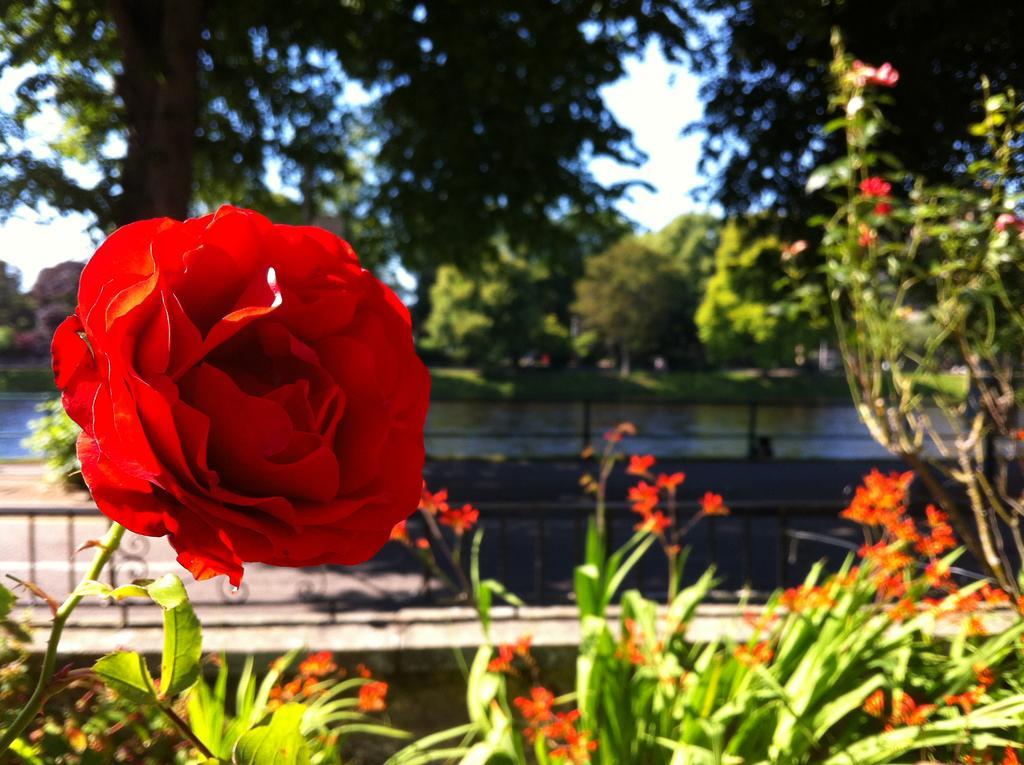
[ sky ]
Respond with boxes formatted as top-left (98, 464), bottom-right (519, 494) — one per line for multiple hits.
top-left (0, 42), bottom-right (706, 291)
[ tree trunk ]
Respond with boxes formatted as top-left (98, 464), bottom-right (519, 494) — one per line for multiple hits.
top-left (412, 263), bottom-right (438, 340)
top-left (619, 343), bottom-right (631, 377)
top-left (110, 0), bottom-right (203, 225)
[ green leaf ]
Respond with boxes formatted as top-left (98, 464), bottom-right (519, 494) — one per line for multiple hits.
top-left (93, 651), bottom-right (158, 704)
top-left (0, 582), bottom-right (15, 620)
top-left (233, 703), bottom-right (310, 765)
top-left (160, 589), bottom-right (202, 697)
top-left (145, 573), bottom-right (190, 610)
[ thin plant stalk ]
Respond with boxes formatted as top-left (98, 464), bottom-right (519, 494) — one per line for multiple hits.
top-left (0, 522), bottom-right (126, 753)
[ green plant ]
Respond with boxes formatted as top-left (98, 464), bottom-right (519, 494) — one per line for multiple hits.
top-left (187, 651), bottom-right (409, 764)
top-left (394, 427), bottom-right (1024, 764)
top-left (22, 397), bottom-right (82, 486)
top-left (801, 36), bottom-right (1024, 591)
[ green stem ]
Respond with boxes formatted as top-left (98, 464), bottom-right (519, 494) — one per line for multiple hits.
top-left (667, 551), bottom-right (679, 603)
top-left (159, 702), bottom-right (216, 760)
top-left (0, 522), bottom-right (126, 753)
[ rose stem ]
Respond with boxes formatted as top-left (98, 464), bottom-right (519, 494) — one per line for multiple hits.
top-left (0, 521), bottom-right (126, 753)
top-left (159, 702), bottom-right (216, 759)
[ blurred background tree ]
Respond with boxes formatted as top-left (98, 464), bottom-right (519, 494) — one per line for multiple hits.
top-left (696, 218), bottom-right (825, 368)
top-left (573, 237), bottom-right (685, 375)
top-left (423, 251), bottom-right (571, 370)
top-left (0, 0), bottom-right (695, 311)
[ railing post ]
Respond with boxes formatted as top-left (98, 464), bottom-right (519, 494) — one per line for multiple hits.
top-left (581, 398), bottom-right (592, 452)
top-left (746, 400), bottom-right (759, 459)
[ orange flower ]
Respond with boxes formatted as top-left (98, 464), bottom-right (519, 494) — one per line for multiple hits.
top-left (617, 618), bottom-right (648, 666)
top-left (358, 681), bottom-right (388, 712)
top-left (841, 470), bottom-right (913, 527)
top-left (889, 598), bottom-right (915, 622)
top-left (925, 559), bottom-right (952, 589)
top-left (981, 583), bottom-right (1011, 606)
top-left (298, 651), bottom-right (337, 678)
top-left (514, 686), bottom-right (555, 725)
top-left (888, 692), bottom-right (935, 727)
top-left (628, 481), bottom-right (660, 515)
top-left (635, 511), bottom-right (671, 534)
top-left (965, 614), bottom-right (987, 636)
top-left (514, 634), bottom-right (533, 657)
top-left (357, 663), bottom-right (373, 678)
top-left (780, 585), bottom-right (835, 612)
top-left (734, 641), bottom-right (773, 667)
top-left (419, 485), bottom-right (449, 515)
top-left (627, 454), bottom-right (655, 476)
top-left (863, 689), bottom-right (885, 718)
top-left (439, 503), bottom-right (480, 533)
top-left (859, 541), bottom-right (913, 574)
top-left (542, 710), bottom-right (598, 764)
top-left (488, 643), bottom-right (516, 673)
top-left (974, 663), bottom-right (996, 689)
top-left (945, 685), bottom-right (984, 713)
top-left (389, 520), bottom-right (410, 544)
top-left (700, 492), bottom-right (729, 516)
top-left (656, 472), bottom-right (685, 491)
top-left (415, 537), bottom-right (431, 550)
top-left (551, 731), bottom-right (598, 764)
top-left (858, 224), bottom-right (877, 247)
top-left (1003, 747), bottom-right (1021, 765)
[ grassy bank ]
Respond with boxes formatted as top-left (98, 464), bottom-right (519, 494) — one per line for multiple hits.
top-left (2, 364), bottom-right (967, 403)
top-left (434, 367), bottom-right (850, 402)
top-left (0, 367), bottom-right (56, 393)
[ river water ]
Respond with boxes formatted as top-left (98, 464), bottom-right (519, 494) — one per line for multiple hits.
top-left (0, 394), bottom-right (929, 461)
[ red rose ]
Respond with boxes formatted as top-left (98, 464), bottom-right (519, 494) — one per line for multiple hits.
top-left (52, 206), bottom-right (430, 585)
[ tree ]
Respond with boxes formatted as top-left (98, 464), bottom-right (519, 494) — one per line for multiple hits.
top-left (32, 260), bottom-right (85, 337)
top-left (695, 219), bottom-right (824, 368)
top-left (573, 238), bottom-right (684, 375)
top-left (424, 254), bottom-right (569, 368)
top-left (687, 0), bottom-right (1024, 217)
top-left (0, 1), bottom-right (695, 278)
top-left (639, 213), bottom-right (721, 364)
top-left (0, 261), bottom-right (33, 329)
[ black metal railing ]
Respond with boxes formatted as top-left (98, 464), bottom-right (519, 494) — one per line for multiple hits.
top-left (0, 500), bottom-right (983, 628)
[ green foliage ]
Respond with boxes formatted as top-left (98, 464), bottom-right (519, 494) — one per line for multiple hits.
top-left (89, 574), bottom-right (203, 703)
top-left (696, 218), bottom-right (826, 367)
top-left (233, 704), bottom-right (311, 765)
top-left (0, 262), bottom-right (33, 331)
top-left (637, 213), bottom-right (723, 365)
top-left (424, 254), bottom-right (571, 368)
top-left (687, 0), bottom-right (1024, 217)
top-left (401, 434), bottom-right (1024, 764)
top-left (574, 238), bottom-right (686, 374)
top-left (187, 652), bottom-right (407, 764)
top-left (0, 368), bottom-right (55, 393)
top-left (428, 366), bottom-right (872, 402)
top-left (23, 398), bottom-right (82, 485)
top-left (0, 1), bottom-right (694, 272)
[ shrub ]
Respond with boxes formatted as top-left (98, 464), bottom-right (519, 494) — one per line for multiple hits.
top-left (22, 398), bottom-right (82, 486)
